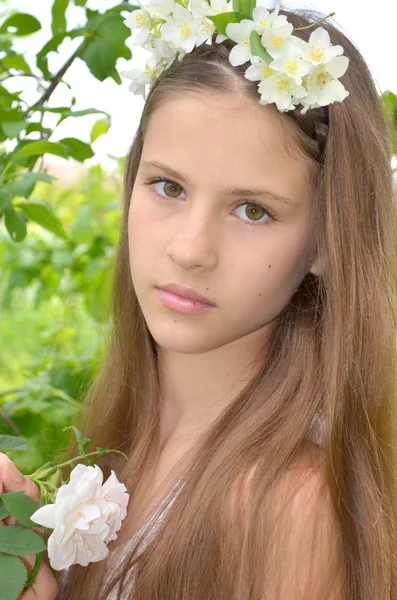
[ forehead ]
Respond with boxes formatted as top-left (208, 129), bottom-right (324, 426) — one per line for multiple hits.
top-left (142, 92), bottom-right (313, 201)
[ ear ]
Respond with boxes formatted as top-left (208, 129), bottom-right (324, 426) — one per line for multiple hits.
top-left (308, 254), bottom-right (324, 277)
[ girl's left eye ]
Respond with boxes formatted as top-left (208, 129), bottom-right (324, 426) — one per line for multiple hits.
top-left (144, 177), bottom-right (277, 227)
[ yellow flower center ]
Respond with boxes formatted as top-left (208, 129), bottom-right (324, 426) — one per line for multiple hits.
top-left (262, 66), bottom-right (273, 78)
top-left (201, 17), bottom-right (213, 32)
top-left (277, 78), bottom-right (291, 93)
top-left (136, 13), bottom-right (147, 27)
top-left (310, 46), bottom-right (325, 62)
top-left (260, 18), bottom-right (267, 28)
top-left (221, 6), bottom-right (229, 12)
top-left (315, 69), bottom-right (334, 88)
top-left (179, 23), bottom-right (192, 37)
top-left (272, 35), bottom-right (284, 47)
top-left (286, 60), bottom-right (299, 74)
top-left (243, 36), bottom-right (250, 49)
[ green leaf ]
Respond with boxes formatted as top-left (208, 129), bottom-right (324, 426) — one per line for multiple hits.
top-left (0, 189), bottom-right (12, 211)
top-left (2, 121), bottom-right (26, 138)
top-left (16, 202), bottom-right (68, 240)
top-left (0, 493), bottom-right (40, 528)
top-left (62, 425), bottom-right (92, 455)
top-left (36, 32), bottom-right (68, 78)
top-left (0, 499), bottom-right (10, 520)
top-left (207, 12), bottom-right (248, 36)
top-left (1, 54), bottom-right (32, 74)
top-left (4, 206), bottom-right (27, 242)
top-left (59, 137), bottom-right (94, 161)
top-left (106, 4), bottom-right (141, 13)
top-left (13, 140), bottom-right (68, 160)
top-left (250, 30), bottom-right (273, 63)
top-left (0, 435), bottom-right (27, 451)
top-left (232, 0), bottom-right (255, 17)
top-left (0, 526), bottom-right (47, 556)
top-left (90, 118), bottom-right (111, 143)
top-left (74, 0), bottom-right (88, 5)
top-left (6, 173), bottom-right (55, 198)
top-left (80, 37), bottom-right (117, 81)
top-left (0, 13), bottom-right (41, 36)
top-left (52, 0), bottom-right (69, 35)
top-left (58, 107), bottom-right (109, 124)
top-left (0, 554), bottom-right (28, 600)
top-left (96, 447), bottom-right (108, 457)
top-left (96, 14), bottom-right (131, 59)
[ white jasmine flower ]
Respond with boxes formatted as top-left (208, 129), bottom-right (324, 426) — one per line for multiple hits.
top-left (143, 36), bottom-right (178, 63)
top-left (252, 3), bottom-right (288, 35)
top-left (31, 464), bottom-right (129, 571)
top-left (258, 72), bottom-right (307, 112)
top-left (124, 7), bottom-right (152, 45)
top-left (142, 0), bottom-right (175, 19)
top-left (161, 3), bottom-right (203, 53)
top-left (225, 19), bottom-right (257, 66)
top-left (295, 27), bottom-right (344, 66)
top-left (190, 0), bottom-right (233, 46)
top-left (121, 66), bottom-right (154, 98)
top-left (299, 55), bottom-right (349, 113)
top-left (269, 40), bottom-right (311, 85)
top-left (245, 55), bottom-right (275, 82)
top-left (261, 21), bottom-right (293, 59)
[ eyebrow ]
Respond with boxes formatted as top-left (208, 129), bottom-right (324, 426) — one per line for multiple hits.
top-left (140, 160), bottom-right (297, 206)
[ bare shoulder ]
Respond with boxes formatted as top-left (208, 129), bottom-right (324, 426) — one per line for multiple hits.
top-left (232, 442), bottom-right (347, 599)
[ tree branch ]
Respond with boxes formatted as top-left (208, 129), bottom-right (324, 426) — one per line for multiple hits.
top-left (24, 40), bottom-right (86, 116)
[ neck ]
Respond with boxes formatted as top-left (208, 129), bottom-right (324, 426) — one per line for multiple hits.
top-left (157, 324), bottom-right (273, 444)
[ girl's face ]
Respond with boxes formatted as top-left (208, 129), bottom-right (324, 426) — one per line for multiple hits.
top-left (128, 92), bottom-right (318, 355)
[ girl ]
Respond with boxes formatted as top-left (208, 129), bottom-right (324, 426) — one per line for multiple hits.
top-left (2, 3), bottom-right (397, 599)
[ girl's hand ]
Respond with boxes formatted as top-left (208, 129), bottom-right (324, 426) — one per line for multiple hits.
top-left (0, 453), bottom-right (59, 599)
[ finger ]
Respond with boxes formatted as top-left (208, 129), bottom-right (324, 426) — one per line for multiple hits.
top-left (18, 554), bottom-right (59, 600)
top-left (0, 453), bottom-right (40, 503)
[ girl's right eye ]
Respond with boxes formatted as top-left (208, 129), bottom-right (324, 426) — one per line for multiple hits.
top-left (145, 177), bottom-right (186, 199)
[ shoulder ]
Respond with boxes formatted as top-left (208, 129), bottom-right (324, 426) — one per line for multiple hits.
top-left (234, 442), bottom-right (347, 599)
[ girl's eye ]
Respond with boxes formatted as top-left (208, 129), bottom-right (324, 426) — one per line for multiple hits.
top-left (151, 178), bottom-right (185, 199)
top-left (144, 177), bottom-right (277, 227)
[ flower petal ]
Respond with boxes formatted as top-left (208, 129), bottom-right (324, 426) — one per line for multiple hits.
top-left (309, 27), bottom-right (330, 48)
top-left (229, 43), bottom-right (251, 66)
top-left (327, 55), bottom-right (349, 78)
top-left (31, 503), bottom-right (56, 528)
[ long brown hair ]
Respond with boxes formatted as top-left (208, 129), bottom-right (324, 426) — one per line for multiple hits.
top-left (56, 5), bottom-right (397, 599)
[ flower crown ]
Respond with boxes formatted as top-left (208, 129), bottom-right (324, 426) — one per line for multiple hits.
top-left (121, 0), bottom-right (350, 114)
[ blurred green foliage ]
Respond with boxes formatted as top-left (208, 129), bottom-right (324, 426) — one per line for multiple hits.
top-left (0, 162), bottom-right (123, 472)
top-left (0, 0), bottom-right (396, 475)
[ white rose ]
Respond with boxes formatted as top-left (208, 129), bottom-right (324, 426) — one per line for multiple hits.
top-left (31, 464), bottom-right (129, 571)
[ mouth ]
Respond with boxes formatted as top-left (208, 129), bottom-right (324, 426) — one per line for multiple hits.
top-left (155, 287), bottom-right (215, 314)
top-left (156, 284), bottom-right (215, 306)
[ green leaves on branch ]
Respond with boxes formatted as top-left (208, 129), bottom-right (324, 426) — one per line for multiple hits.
top-left (15, 202), bottom-right (68, 241)
top-left (0, 13), bottom-right (41, 36)
top-left (51, 0), bottom-right (69, 36)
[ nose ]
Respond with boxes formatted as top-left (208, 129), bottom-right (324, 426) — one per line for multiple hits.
top-left (166, 203), bottom-right (218, 271)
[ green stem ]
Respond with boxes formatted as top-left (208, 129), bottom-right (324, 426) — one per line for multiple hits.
top-left (294, 12), bottom-right (336, 30)
top-left (24, 549), bottom-right (44, 590)
top-left (27, 448), bottom-right (128, 481)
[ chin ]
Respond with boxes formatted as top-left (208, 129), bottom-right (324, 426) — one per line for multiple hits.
top-left (146, 321), bottom-right (221, 355)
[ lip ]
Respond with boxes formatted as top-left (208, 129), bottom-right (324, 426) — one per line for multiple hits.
top-left (156, 284), bottom-right (215, 306)
top-left (155, 285), bottom-right (215, 315)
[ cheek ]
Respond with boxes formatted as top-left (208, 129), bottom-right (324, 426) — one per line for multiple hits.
top-left (227, 231), bottom-right (309, 311)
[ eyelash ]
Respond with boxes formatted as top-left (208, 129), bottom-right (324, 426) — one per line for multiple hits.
top-left (144, 176), bottom-right (278, 227)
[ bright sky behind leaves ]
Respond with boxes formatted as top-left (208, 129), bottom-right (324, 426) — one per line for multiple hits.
top-left (4, 0), bottom-right (397, 169)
